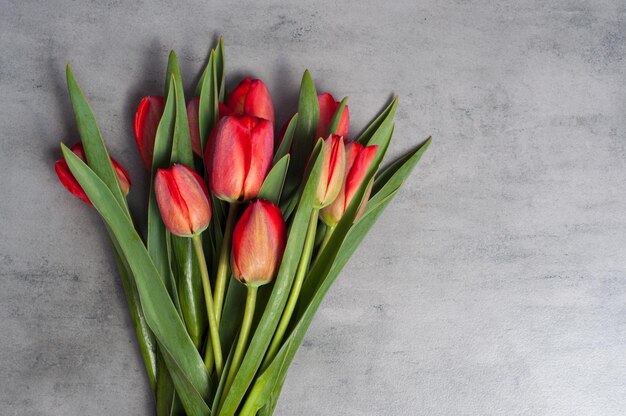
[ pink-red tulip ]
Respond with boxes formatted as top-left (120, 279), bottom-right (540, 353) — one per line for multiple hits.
top-left (231, 199), bottom-right (287, 286)
top-left (320, 142), bottom-right (378, 226)
top-left (54, 143), bottom-right (131, 206)
top-left (134, 96), bottom-right (165, 169)
top-left (154, 164), bottom-right (212, 237)
top-left (205, 115), bottom-right (274, 203)
top-left (226, 77), bottom-right (275, 124)
top-left (314, 134), bottom-right (346, 208)
top-left (316, 93), bottom-right (349, 139)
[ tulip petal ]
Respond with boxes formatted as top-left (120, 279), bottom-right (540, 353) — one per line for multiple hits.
top-left (54, 159), bottom-right (92, 205)
top-left (134, 96), bottom-right (165, 169)
top-left (171, 165), bottom-right (211, 235)
top-left (243, 118), bottom-right (274, 201)
top-left (155, 169), bottom-right (193, 237)
top-left (345, 145), bottom-right (377, 207)
top-left (316, 93), bottom-right (349, 139)
top-left (208, 117), bottom-right (247, 202)
top-left (245, 79), bottom-right (275, 124)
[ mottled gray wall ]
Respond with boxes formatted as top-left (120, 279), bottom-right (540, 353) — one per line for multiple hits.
top-left (1, 1), bottom-right (625, 415)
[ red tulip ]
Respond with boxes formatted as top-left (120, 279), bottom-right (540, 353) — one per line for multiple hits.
top-left (316, 93), bottom-right (349, 139)
top-left (314, 134), bottom-right (346, 208)
top-left (206, 115), bottom-right (274, 203)
top-left (231, 199), bottom-right (287, 286)
top-left (154, 164), bottom-right (212, 237)
top-left (134, 96), bottom-right (165, 169)
top-left (54, 143), bottom-right (131, 206)
top-left (226, 78), bottom-right (275, 124)
top-left (320, 142), bottom-right (378, 226)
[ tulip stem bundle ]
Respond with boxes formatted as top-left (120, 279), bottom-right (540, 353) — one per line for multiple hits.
top-left (214, 203), bottom-right (238, 324)
top-left (192, 235), bottom-right (224, 377)
top-left (54, 39), bottom-right (431, 415)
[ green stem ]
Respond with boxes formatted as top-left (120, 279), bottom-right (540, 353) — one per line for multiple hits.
top-left (318, 224), bottom-right (335, 255)
top-left (214, 203), bottom-right (238, 324)
top-left (261, 209), bottom-right (318, 371)
top-left (192, 235), bottom-right (223, 378)
top-left (219, 285), bottom-right (258, 412)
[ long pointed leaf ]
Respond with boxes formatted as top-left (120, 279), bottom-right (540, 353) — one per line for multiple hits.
top-left (61, 146), bottom-right (212, 408)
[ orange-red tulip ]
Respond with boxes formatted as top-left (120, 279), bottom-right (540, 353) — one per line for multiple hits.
top-left (54, 143), bottom-right (131, 206)
top-left (134, 96), bottom-right (164, 169)
top-left (154, 164), bottom-right (212, 237)
top-left (226, 77), bottom-right (275, 124)
top-left (316, 93), bottom-right (349, 139)
top-left (320, 141), bottom-right (378, 226)
top-left (205, 115), bottom-right (274, 203)
top-left (231, 199), bottom-right (286, 286)
top-left (314, 134), bottom-right (346, 208)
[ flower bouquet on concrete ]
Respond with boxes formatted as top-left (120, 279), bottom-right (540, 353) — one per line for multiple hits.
top-left (54, 38), bottom-right (430, 415)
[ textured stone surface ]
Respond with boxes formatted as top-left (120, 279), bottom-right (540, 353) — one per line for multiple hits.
top-left (1, 1), bottom-right (625, 415)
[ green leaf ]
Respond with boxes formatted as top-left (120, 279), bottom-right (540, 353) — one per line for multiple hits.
top-left (65, 65), bottom-right (129, 218)
top-left (215, 37), bottom-right (226, 102)
top-left (218, 140), bottom-right (325, 415)
top-left (326, 96), bottom-right (348, 136)
top-left (272, 114), bottom-right (298, 166)
top-left (148, 80), bottom-right (176, 287)
top-left (110, 234), bottom-right (157, 393)
top-left (286, 71), bottom-right (319, 193)
top-left (61, 146), bottom-right (212, 409)
top-left (259, 155), bottom-right (290, 205)
top-left (370, 137), bottom-right (432, 207)
top-left (357, 97), bottom-right (398, 144)
top-left (198, 51), bottom-right (219, 151)
top-left (169, 58), bottom-right (194, 167)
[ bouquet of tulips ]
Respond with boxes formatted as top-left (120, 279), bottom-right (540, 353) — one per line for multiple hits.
top-left (53, 38), bottom-right (430, 415)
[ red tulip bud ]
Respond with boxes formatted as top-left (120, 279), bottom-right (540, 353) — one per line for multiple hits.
top-left (316, 93), bottom-right (349, 139)
top-left (134, 96), bottom-right (165, 169)
top-left (314, 134), bottom-right (346, 208)
top-left (55, 143), bottom-right (131, 206)
top-left (231, 199), bottom-right (287, 286)
top-left (320, 142), bottom-right (378, 226)
top-left (226, 78), bottom-right (275, 124)
top-left (154, 164), bottom-right (212, 237)
top-left (206, 115), bottom-right (274, 203)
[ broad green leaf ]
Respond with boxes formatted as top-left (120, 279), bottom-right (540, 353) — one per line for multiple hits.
top-left (172, 235), bottom-right (207, 349)
top-left (198, 51), bottom-right (219, 151)
top-left (169, 61), bottom-right (194, 167)
top-left (148, 80), bottom-right (176, 286)
top-left (65, 65), bottom-right (129, 218)
top-left (326, 96), bottom-right (348, 136)
top-left (161, 345), bottom-right (210, 416)
top-left (155, 352), bottom-right (177, 416)
top-left (110, 234), bottom-right (157, 393)
top-left (369, 137), bottom-right (432, 207)
top-left (272, 114), bottom-right (298, 166)
top-left (218, 140), bottom-right (325, 415)
top-left (286, 71), bottom-right (319, 193)
top-left (61, 146), bottom-right (211, 408)
top-left (259, 155), bottom-right (290, 204)
top-left (218, 276), bottom-right (247, 357)
top-left (357, 97), bottom-right (398, 144)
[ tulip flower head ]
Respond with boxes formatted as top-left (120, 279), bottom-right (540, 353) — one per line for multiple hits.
top-left (55, 142), bottom-right (131, 206)
top-left (314, 134), bottom-right (346, 209)
top-left (206, 115), bottom-right (274, 203)
top-left (316, 93), bottom-right (349, 139)
top-left (134, 96), bottom-right (165, 169)
top-left (154, 164), bottom-right (212, 237)
top-left (320, 142), bottom-right (378, 226)
top-left (226, 77), bottom-right (275, 124)
top-left (231, 200), bottom-right (287, 287)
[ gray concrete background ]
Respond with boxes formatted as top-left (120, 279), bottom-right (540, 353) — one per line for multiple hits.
top-left (1, 0), bottom-right (625, 415)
